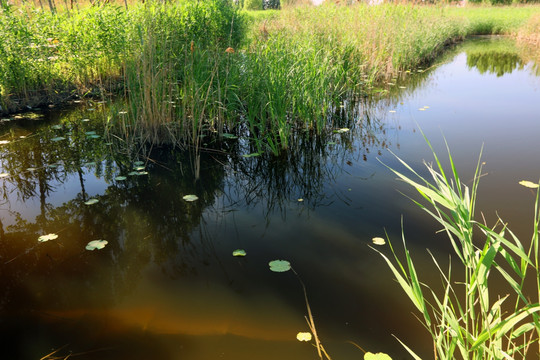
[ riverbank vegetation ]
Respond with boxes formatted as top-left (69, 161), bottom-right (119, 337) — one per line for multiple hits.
top-left (1, 1), bottom-right (540, 151)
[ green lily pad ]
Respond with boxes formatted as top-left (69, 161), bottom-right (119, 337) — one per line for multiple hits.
top-left (86, 239), bottom-right (108, 251)
top-left (133, 161), bottom-right (145, 166)
top-left (183, 194), bottom-right (199, 202)
top-left (48, 164), bottom-right (58, 168)
top-left (232, 249), bottom-right (247, 257)
top-left (85, 131), bottom-right (96, 135)
top-left (242, 153), bottom-right (260, 158)
top-left (135, 171), bottom-right (148, 176)
top-left (364, 352), bottom-right (392, 360)
top-left (222, 133), bottom-right (238, 139)
top-left (372, 237), bottom-right (386, 246)
top-left (133, 166), bottom-right (145, 171)
top-left (128, 171), bottom-right (139, 176)
top-left (519, 180), bottom-right (539, 189)
top-left (296, 332), bottom-right (312, 341)
top-left (84, 198), bottom-right (99, 205)
top-left (51, 136), bottom-right (65, 142)
top-left (87, 134), bottom-right (101, 139)
top-left (115, 176), bottom-right (127, 181)
top-left (38, 233), bottom-right (58, 242)
top-left (51, 124), bottom-right (63, 130)
top-left (269, 260), bottom-right (291, 272)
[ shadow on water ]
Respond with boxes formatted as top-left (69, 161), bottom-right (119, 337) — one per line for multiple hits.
top-left (1, 36), bottom-right (539, 360)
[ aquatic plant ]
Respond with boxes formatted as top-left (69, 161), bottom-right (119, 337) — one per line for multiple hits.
top-left (374, 140), bottom-right (540, 359)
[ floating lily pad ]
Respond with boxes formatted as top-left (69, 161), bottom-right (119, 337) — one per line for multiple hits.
top-left (519, 180), bottom-right (539, 189)
top-left (296, 332), bottom-right (312, 342)
top-left (269, 260), bottom-right (291, 273)
top-left (127, 171), bottom-right (139, 176)
top-left (372, 237), bottom-right (386, 246)
top-left (133, 166), bottom-right (145, 171)
top-left (84, 198), bottom-right (99, 205)
top-left (232, 249), bottom-right (247, 257)
top-left (87, 134), bottom-right (101, 139)
top-left (27, 167), bottom-right (37, 171)
top-left (183, 194), bottom-right (199, 202)
top-left (0, 173), bottom-right (9, 178)
top-left (222, 133), bottom-right (238, 139)
top-left (48, 164), bottom-right (58, 168)
top-left (242, 153), bottom-right (260, 158)
top-left (135, 171), bottom-right (148, 176)
top-left (86, 239), bottom-right (108, 251)
top-left (38, 233), bottom-right (58, 242)
top-left (51, 136), bottom-right (65, 142)
top-left (104, 142), bottom-right (113, 146)
top-left (115, 176), bottom-right (127, 181)
top-left (334, 128), bottom-right (350, 134)
top-left (51, 124), bottom-right (63, 130)
top-left (85, 131), bottom-right (96, 135)
top-left (133, 161), bottom-right (145, 166)
top-left (364, 352), bottom-right (392, 360)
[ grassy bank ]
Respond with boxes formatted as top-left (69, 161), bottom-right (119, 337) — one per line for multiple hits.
top-left (2, 2), bottom-right (540, 151)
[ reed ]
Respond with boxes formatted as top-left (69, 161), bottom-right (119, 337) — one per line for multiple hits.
top-left (374, 139), bottom-right (540, 359)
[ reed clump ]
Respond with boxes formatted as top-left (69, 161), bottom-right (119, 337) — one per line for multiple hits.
top-left (375, 142), bottom-right (540, 359)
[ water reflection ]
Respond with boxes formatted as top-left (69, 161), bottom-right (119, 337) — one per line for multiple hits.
top-left (1, 36), bottom-right (539, 360)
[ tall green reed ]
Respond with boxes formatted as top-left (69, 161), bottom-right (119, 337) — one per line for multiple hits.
top-left (374, 139), bottom-right (540, 359)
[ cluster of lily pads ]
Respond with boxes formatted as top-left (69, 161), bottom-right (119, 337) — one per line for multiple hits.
top-left (37, 233), bottom-right (108, 251)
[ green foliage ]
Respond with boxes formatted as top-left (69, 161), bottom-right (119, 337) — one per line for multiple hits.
top-left (244, 0), bottom-right (263, 11)
top-left (375, 139), bottom-right (540, 359)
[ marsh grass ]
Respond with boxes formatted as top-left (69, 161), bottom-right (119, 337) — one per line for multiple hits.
top-left (374, 139), bottom-right (540, 359)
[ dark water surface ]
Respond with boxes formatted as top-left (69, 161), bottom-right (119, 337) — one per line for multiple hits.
top-left (1, 37), bottom-right (539, 360)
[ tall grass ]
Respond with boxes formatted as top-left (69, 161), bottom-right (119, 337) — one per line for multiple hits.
top-left (374, 141), bottom-right (540, 359)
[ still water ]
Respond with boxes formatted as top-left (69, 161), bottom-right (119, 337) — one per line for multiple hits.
top-left (1, 37), bottom-right (539, 360)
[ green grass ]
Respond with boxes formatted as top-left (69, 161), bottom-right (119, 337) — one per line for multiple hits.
top-left (2, 2), bottom-right (540, 153)
top-left (375, 140), bottom-right (540, 359)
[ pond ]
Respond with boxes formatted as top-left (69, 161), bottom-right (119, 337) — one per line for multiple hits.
top-left (1, 36), bottom-right (539, 360)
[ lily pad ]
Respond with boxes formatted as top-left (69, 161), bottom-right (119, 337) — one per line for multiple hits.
top-left (0, 173), bottom-right (8, 178)
top-left (269, 260), bottom-right (291, 273)
top-left (51, 136), bottom-right (65, 142)
top-left (222, 133), bottom-right (238, 139)
top-left (519, 180), bottom-right (539, 189)
top-left (84, 198), bottom-right (99, 205)
top-left (86, 239), bottom-right (108, 251)
top-left (38, 233), bottom-right (58, 242)
top-left (334, 128), bottom-right (350, 134)
top-left (372, 237), bottom-right (386, 246)
top-left (242, 153), bottom-right (260, 158)
top-left (135, 171), bottom-right (148, 176)
top-left (27, 167), bottom-right (37, 171)
top-left (296, 332), bottom-right (312, 342)
top-left (133, 166), bottom-right (145, 171)
top-left (115, 176), bottom-right (127, 181)
top-left (364, 352), bottom-right (392, 360)
top-left (232, 249), bottom-right (247, 257)
top-left (51, 124), bottom-right (63, 130)
top-left (133, 161), bottom-right (145, 166)
top-left (183, 194), bottom-right (199, 202)
top-left (128, 171), bottom-right (139, 176)
top-left (87, 134), bottom-right (101, 139)
top-left (48, 164), bottom-right (58, 168)
top-left (85, 131), bottom-right (97, 135)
